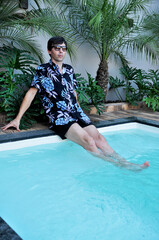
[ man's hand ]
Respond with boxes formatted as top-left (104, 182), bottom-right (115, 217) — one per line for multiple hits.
top-left (1, 87), bottom-right (38, 132)
top-left (1, 118), bottom-right (20, 132)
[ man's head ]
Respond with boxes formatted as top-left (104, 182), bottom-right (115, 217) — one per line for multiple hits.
top-left (47, 36), bottom-right (67, 51)
top-left (47, 36), bottom-right (67, 64)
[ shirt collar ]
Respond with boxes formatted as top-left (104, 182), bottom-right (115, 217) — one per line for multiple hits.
top-left (49, 59), bottom-right (57, 69)
top-left (49, 59), bottom-right (66, 74)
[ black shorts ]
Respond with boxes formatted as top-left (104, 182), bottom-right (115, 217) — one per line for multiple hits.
top-left (50, 119), bottom-right (93, 139)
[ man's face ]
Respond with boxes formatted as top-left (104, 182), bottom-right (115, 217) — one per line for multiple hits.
top-left (48, 42), bottom-right (67, 63)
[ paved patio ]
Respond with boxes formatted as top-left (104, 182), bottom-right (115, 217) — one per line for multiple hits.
top-left (0, 103), bottom-right (159, 143)
top-left (89, 109), bottom-right (159, 123)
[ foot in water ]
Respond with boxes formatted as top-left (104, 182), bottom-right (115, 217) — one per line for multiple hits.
top-left (141, 161), bottom-right (150, 169)
top-left (127, 161), bottom-right (150, 171)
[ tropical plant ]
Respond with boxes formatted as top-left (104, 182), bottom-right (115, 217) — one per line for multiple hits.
top-left (120, 65), bottom-right (138, 82)
top-left (76, 72), bottom-right (105, 114)
top-left (0, 0), bottom-right (75, 62)
top-left (0, 45), bottom-right (38, 73)
top-left (109, 66), bottom-right (159, 110)
top-left (145, 12), bottom-right (159, 39)
top-left (3, 74), bottom-right (44, 129)
top-left (143, 70), bottom-right (159, 111)
top-left (109, 76), bottom-right (125, 101)
top-left (143, 96), bottom-right (159, 111)
top-left (0, 45), bottom-right (38, 109)
top-left (120, 65), bottom-right (150, 104)
top-left (140, 12), bottom-right (159, 61)
top-left (75, 73), bottom-right (90, 109)
top-left (53, 0), bottom-right (156, 99)
top-left (0, 45), bottom-right (45, 129)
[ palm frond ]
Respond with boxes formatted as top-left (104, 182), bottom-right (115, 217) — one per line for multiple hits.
top-left (0, 45), bottom-right (38, 73)
top-left (142, 13), bottom-right (159, 40)
top-left (53, 0), bottom-right (154, 61)
top-left (110, 50), bottom-right (130, 66)
top-left (0, 0), bottom-right (76, 62)
top-left (0, 27), bottom-right (44, 62)
top-left (0, 0), bottom-right (19, 21)
top-left (125, 35), bottom-right (159, 63)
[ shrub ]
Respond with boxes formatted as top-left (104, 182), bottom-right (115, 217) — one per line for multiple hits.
top-left (120, 65), bottom-right (150, 105)
top-left (76, 72), bottom-right (105, 114)
top-left (109, 65), bottom-right (159, 111)
top-left (0, 45), bottom-right (45, 129)
top-left (143, 70), bottom-right (159, 111)
top-left (109, 76), bottom-right (125, 101)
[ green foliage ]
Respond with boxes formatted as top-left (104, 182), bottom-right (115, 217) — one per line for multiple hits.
top-left (141, 13), bottom-right (159, 61)
top-left (109, 65), bottom-right (159, 111)
top-left (120, 65), bottom-right (138, 81)
top-left (143, 96), bottom-right (159, 111)
top-left (143, 70), bottom-right (159, 111)
top-left (86, 72), bottom-right (105, 114)
top-left (0, 46), bottom-right (38, 112)
top-left (120, 65), bottom-right (150, 105)
top-left (53, 0), bottom-right (157, 96)
top-left (0, 45), bottom-right (45, 129)
top-left (0, 46), bottom-right (38, 110)
top-left (124, 83), bottom-right (140, 105)
top-left (0, 0), bottom-right (75, 62)
top-left (75, 73), bottom-right (90, 110)
top-left (109, 76), bottom-right (125, 89)
top-left (0, 70), bottom-right (45, 129)
top-left (55, 0), bottom-right (150, 61)
top-left (109, 76), bottom-right (125, 101)
top-left (146, 69), bottom-right (159, 93)
top-left (0, 45), bottom-right (38, 73)
top-left (4, 79), bottom-right (41, 130)
top-left (76, 72), bottom-right (105, 114)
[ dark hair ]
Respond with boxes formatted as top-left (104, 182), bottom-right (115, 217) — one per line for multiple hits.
top-left (47, 36), bottom-right (67, 51)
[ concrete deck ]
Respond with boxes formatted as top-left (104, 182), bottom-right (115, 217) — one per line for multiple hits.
top-left (0, 105), bottom-right (159, 143)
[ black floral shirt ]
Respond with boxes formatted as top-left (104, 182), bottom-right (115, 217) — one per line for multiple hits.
top-left (31, 60), bottom-right (91, 127)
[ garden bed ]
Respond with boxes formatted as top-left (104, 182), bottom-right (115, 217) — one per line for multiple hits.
top-left (88, 101), bottom-right (147, 114)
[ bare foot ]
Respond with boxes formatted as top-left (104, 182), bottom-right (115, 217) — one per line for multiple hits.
top-left (141, 161), bottom-right (150, 169)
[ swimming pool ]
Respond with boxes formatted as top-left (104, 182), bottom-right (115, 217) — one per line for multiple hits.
top-left (0, 123), bottom-right (159, 240)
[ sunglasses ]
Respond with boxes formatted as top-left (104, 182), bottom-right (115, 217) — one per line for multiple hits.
top-left (52, 45), bottom-right (67, 52)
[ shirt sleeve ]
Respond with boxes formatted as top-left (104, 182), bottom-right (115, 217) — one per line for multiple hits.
top-left (30, 65), bottom-right (44, 92)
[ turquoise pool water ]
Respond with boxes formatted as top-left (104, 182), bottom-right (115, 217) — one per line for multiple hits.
top-left (0, 124), bottom-right (159, 240)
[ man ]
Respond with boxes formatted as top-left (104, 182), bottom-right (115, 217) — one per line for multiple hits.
top-left (2, 36), bottom-right (149, 170)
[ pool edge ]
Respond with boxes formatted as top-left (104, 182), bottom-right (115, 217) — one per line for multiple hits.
top-left (0, 217), bottom-right (22, 240)
top-left (1, 116), bottom-right (159, 144)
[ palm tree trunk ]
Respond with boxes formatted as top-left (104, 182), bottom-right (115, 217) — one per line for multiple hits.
top-left (96, 60), bottom-right (109, 101)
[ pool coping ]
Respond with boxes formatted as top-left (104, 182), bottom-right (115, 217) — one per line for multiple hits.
top-left (0, 115), bottom-right (159, 239)
top-left (0, 116), bottom-right (159, 144)
top-left (0, 217), bottom-right (22, 240)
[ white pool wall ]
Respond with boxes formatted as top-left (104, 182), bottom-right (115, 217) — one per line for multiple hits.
top-left (0, 123), bottom-right (159, 151)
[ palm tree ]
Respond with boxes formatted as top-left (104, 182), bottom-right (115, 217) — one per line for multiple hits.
top-left (0, 0), bottom-right (74, 62)
top-left (53, 0), bottom-right (157, 98)
top-left (140, 12), bottom-right (159, 59)
top-left (143, 11), bottom-right (159, 39)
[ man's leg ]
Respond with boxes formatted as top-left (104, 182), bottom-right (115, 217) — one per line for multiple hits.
top-left (83, 124), bottom-right (114, 154)
top-left (65, 123), bottom-right (101, 155)
top-left (65, 123), bottom-right (149, 170)
top-left (65, 123), bottom-right (125, 166)
top-left (83, 125), bottom-right (150, 170)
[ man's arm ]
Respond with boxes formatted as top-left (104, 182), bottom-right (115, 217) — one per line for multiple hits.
top-left (74, 90), bottom-right (80, 105)
top-left (2, 87), bottom-right (38, 131)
